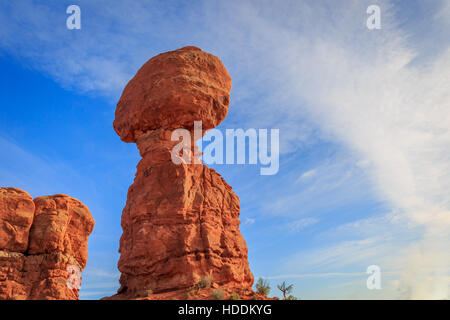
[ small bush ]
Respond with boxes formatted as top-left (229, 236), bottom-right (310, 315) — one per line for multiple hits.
top-left (196, 276), bottom-right (212, 289)
top-left (211, 288), bottom-right (225, 300)
top-left (285, 295), bottom-right (298, 300)
top-left (145, 289), bottom-right (153, 296)
top-left (136, 289), bottom-right (152, 298)
top-left (255, 277), bottom-right (271, 295)
top-left (229, 293), bottom-right (240, 300)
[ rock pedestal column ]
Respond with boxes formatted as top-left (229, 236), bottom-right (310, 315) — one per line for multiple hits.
top-left (112, 47), bottom-right (254, 298)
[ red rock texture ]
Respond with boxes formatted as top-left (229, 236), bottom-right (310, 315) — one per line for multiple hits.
top-left (113, 46), bottom-right (231, 142)
top-left (0, 188), bottom-right (94, 300)
top-left (110, 47), bottom-right (254, 299)
top-left (108, 283), bottom-right (277, 300)
top-left (0, 188), bottom-right (34, 253)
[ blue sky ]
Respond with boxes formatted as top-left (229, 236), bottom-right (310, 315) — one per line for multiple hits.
top-left (0, 0), bottom-right (449, 299)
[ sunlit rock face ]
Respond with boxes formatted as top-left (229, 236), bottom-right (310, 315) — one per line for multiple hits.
top-left (0, 188), bottom-right (95, 300)
top-left (111, 47), bottom-right (254, 299)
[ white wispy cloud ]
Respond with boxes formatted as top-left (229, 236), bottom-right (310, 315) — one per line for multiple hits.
top-left (286, 218), bottom-right (318, 233)
top-left (244, 217), bottom-right (256, 225)
top-left (295, 169), bottom-right (317, 183)
top-left (205, 0), bottom-right (449, 298)
top-left (265, 153), bottom-right (374, 217)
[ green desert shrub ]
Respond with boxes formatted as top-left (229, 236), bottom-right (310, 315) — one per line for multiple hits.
top-left (255, 277), bottom-right (271, 295)
top-left (136, 289), bottom-right (153, 298)
top-left (276, 282), bottom-right (300, 300)
top-left (196, 275), bottom-right (212, 289)
top-left (229, 293), bottom-right (240, 300)
top-left (145, 289), bottom-right (153, 296)
top-left (211, 288), bottom-right (225, 300)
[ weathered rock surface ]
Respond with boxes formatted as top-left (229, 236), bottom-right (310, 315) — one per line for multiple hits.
top-left (0, 188), bottom-right (94, 300)
top-left (29, 195), bottom-right (94, 268)
top-left (110, 46), bottom-right (254, 299)
top-left (113, 46), bottom-right (232, 142)
top-left (0, 188), bottom-right (34, 252)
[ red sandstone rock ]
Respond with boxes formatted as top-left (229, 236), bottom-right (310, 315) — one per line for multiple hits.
top-left (106, 283), bottom-right (277, 300)
top-left (110, 47), bottom-right (254, 299)
top-left (0, 189), bottom-right (94, 300)
top-left (29, 195), bottom-right (94, 267)
top-left (0, 188), bottom-right (34, 252)
top-left (113, 46), bottom-right (232, 142)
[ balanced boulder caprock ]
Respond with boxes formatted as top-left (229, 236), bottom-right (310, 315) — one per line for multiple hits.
top-left (111, 46), bottom-right (254, 299)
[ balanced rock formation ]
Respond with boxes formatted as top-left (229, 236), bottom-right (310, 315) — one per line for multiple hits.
top-left (111, 46), bottom-right (254, 299)
top-left (0, 188), bottom-right (94, 300)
